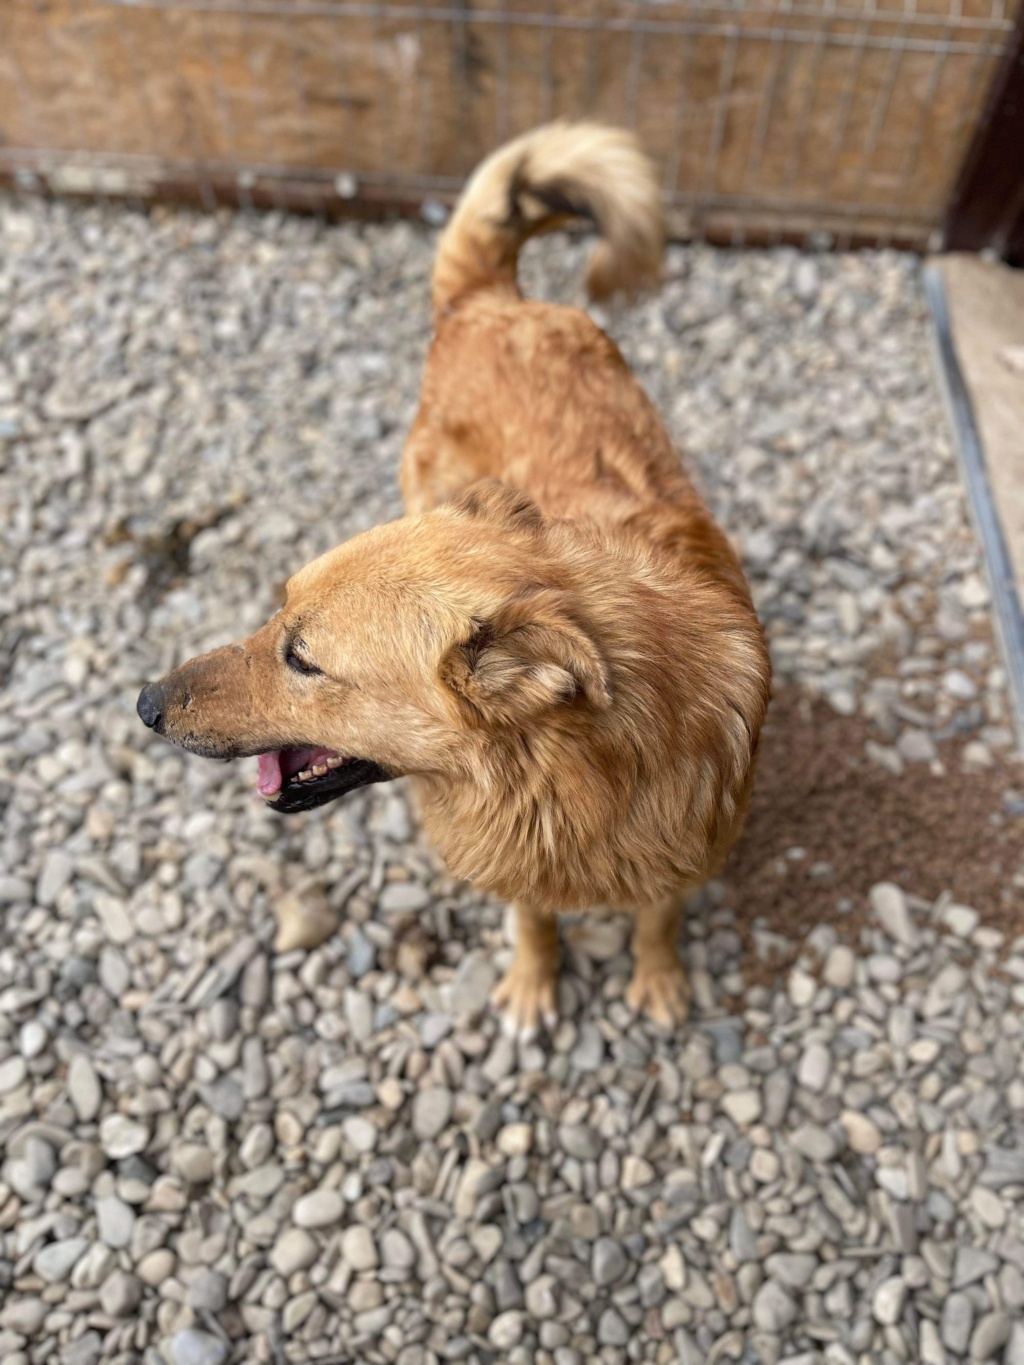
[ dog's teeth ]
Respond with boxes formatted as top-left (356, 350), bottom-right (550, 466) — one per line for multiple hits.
top-left (313, 764), bottom-right (328, 777)
top-left (297, 769), bottom-right (312, 781)
top-left (326, 756), bottom-right (341, 769)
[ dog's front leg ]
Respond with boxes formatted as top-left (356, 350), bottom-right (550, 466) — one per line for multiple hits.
top-left (626, 899), bottom-right (691, 1027)
top-left (491, 904), bottom-right (560, 1038)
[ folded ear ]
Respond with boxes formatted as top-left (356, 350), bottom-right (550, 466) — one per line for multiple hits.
top-left (441, 589), bottom-right (611, 722)
top-left (447, 479), bottom-right (544, 533)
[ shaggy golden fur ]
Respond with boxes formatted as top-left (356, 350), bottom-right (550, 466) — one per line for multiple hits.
top-left (138, 122), bottom-right (771, 1031)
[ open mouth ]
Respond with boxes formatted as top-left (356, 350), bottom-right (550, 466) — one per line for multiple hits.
top-left (257, 746), bottom-right (393, 814)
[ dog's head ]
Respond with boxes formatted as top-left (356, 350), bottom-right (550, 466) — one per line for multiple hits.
top-left (137, 481), bottom-right (610, 815)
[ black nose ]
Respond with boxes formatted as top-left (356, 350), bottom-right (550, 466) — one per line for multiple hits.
top-left (136, 683), bottom-right (163, 730)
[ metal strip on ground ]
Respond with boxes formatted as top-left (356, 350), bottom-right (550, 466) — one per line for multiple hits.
top-left (924, 261), bottom-right (1024, 744)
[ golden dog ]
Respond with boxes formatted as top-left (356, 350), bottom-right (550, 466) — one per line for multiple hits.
top-left (138, 123), bottom-right (771, 1032)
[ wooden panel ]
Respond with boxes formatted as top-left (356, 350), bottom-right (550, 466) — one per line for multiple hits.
top-left (0, 0), bottom-right (1017, 246)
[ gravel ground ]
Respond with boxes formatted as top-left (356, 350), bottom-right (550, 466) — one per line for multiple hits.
top-left (1, 196), bottom-right (1023, 1365)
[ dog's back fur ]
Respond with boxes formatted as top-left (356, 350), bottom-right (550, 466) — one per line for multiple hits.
top-left (401, 123), bottom-right (771, 912)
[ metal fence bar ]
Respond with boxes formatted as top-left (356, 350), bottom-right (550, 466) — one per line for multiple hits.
top-left (244, 25), bottom-right (288, 211)
top-left (821, 2), bottom-right (875, 210)
top-left (772, 0), bottom-right (835, 243)
top-left (838, 2), bottom-right (916, 247)
top-left (95, 0), bottom-right (1015, 34)
top-left (541, 14), bottom-right (555, 125)
top-left (160, 5), bottom-right (218, 209)
top-left (878, 5), bottom-right (957, 246)
top-left (376, 1), bottom-right (399, 183)
top-left (0, 141), bottom-right (959, 222)
top-left (734, 17), bottom-right (788, 245)
top-left (664, 35), bottom-right (696, 199)
top-left (624, 26), bottom-right (645, 129)
top-left (703, 25), bottom-right (741, 208)
top-left (415, 1), bottom-right (433, 178)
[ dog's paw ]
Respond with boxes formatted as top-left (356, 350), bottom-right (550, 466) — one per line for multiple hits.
top-left (626, 960), bottom-right (691, 1028)
top-left (492, 963), bottom-right (559, 1040)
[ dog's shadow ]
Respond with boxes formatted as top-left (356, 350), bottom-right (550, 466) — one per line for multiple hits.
top-left (715, 686), bottom-right (1020, 948)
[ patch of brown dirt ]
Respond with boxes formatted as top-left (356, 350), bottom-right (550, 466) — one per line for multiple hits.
top-left (718, 688), bottom-right (1024, 958)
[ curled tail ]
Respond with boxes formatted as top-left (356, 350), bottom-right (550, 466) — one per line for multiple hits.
top-left (432, 121), bottom-right (664, 315)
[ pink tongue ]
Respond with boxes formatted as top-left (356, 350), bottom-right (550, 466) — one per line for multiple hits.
top-left (257, 752), bottom-right (283, 796)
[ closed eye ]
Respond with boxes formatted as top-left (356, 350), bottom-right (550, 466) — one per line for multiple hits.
top-left (284, 639), bottom-right (323, 676)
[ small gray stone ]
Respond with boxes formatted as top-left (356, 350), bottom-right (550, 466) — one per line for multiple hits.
top-left (0, 875), bottom-right (32, 905)
top-left (729, 1207), bottom-right (758, 1263)
top-left (99, 1269), bottom-right (142, 1318)
top-left (942, 1292), bottom-right (974, 1354)
top-left (19, 1020), bottom-right (48, 1059)
top-left (188, 1269), bottom-right (229, 1313)
top-left (488, 1310), bottom-right (524, 1350)
top-left (571, 1022), bottom-right (604, 1071)
top-left (342, 1116), bottom-right (377, 1153)
top-left (898, 729), bottom-right (938, 764)
top-left (765, 1253), bottom-right (818, 1290)
top-left (980, 1150), bottom-right (1024, 1188)
top-left (0, 1055), bottom-right (27, 1094)
top-left (347, 928), bottom-right (377, 977)
top-left (1005, 1324), bottom-right (1024, 1365)
top-left (763, 1070), bottom-right (792, 1127)
top-left (99, 1114), bottom-right (149, 1159)
top-left (68, 1054), bottom-right (102, 1122)
top-left (293, 1189), bottom-right (344, 1228)
top-left (753, 1280), bottom-right (797, 1332)
top-left (968, 1311), bottom-right (1011, 1361)
top-left (63, 1332), bottom-right (102, 1365)
top-left (943, 668), bottom-right (977, 700)
top-left (797, 1042), bottom-right (832, 1092)
top-left (11, 1136), bottom-right (57, 1197)
top-left (593, 1237), bottom-right (628, 1287)
top-left (379, 881), bottom-right (430, 913)
top-left (790, 1123), bottom-right (837, 1161)
top-left (451, 954), bottom-right (496, 1014)
top-left (525, 1274), bottom-right (559, 1318)
top-left (344, 989), bottom-right (373, 1042)
top-left (35, 1237), bottom-right (89, 1283)
top-left (241, 1037), bottom-right (269, 1100)
top-left (38, 850), bottom-right (74, 906)
top-left (953, 1247), bottom-right (999, 1288)
top-left (96, 1196), bottom-right (134, 1249)
top-left (597, 1307), bottom-right (629, 1346)
top-left (167, 1330), bottom-right (229, 1365)
top-left (198, 1075), bottom-right (244, 1122)
top-left (872, 1275), bottom-right (907, 1325)
top-left (721, 1089), bottom-right (762, 1126)
top-left (943, 903), bottom-right (980, 938)
top-left (270, 1227), bottom-right (319, 1276)
top-left (341, 1225), bottom-right (378, 1271)
top-left (869, 882), bottom-right (919, 947)
top-left (559, 1124), bottom-right (602, 1160)
top-left (172, 1143), bottom-right (214, 1183)
top-left (412, 1086), bottom-right (452, 1141)
top-left (823, 944), bottom-right (856, 988)
top-left (1, 1298), bottom-right (48, 1334)
top-left (381, 1228), bottom-right (416, 1271)
top-left (920, 1319), bottom-right (946, 1365)
top-left (491, 1256), bottom-right (524, 1311)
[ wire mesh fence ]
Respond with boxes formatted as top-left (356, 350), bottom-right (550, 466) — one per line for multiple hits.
top-left (0, 0), bottom-right (1019, 249)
